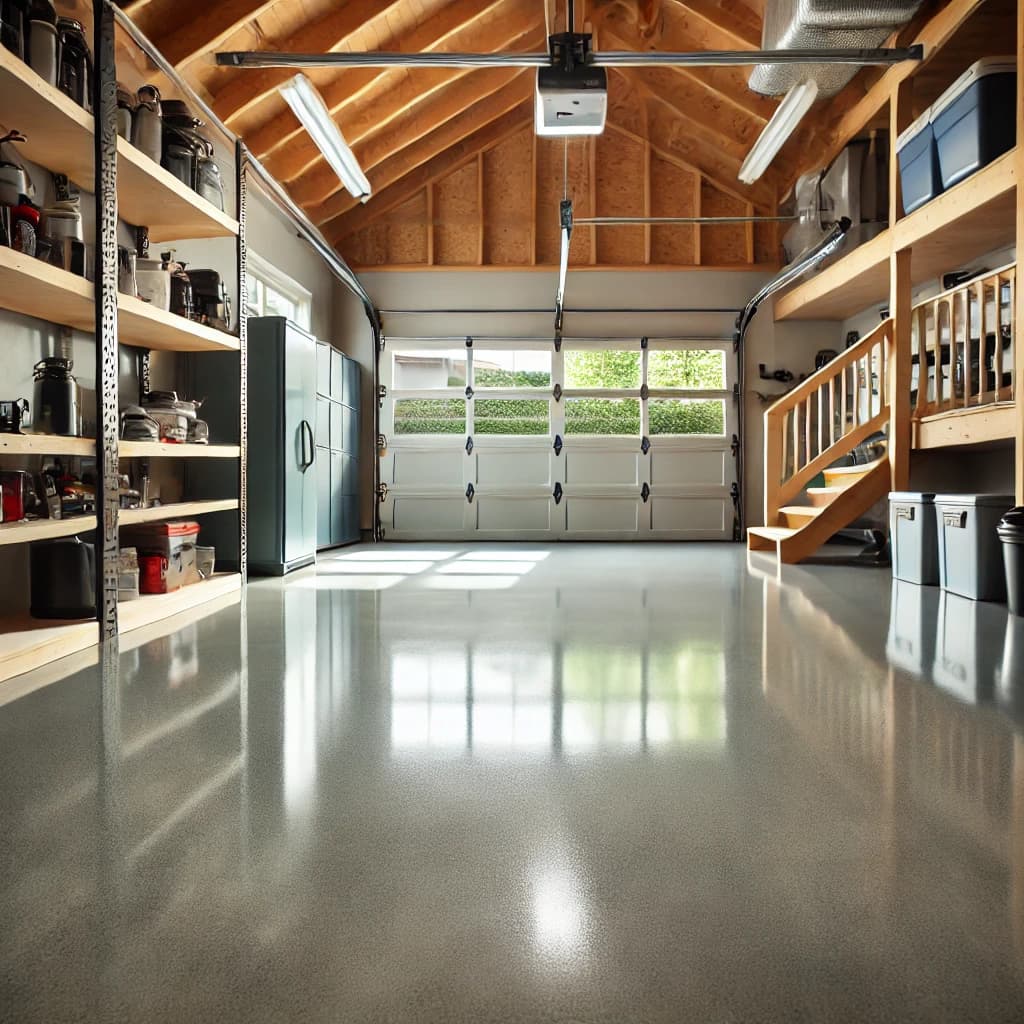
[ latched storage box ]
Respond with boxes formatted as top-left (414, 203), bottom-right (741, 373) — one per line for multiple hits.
top-left (932, 56), bottom-right (1017, 190)
top-left (120, 520), bottom-right (200, 594)
top-left (935, 493), bottom-right (1014, 602)
top-left (896, 107), bottom-right (941, 214)
top-left (889, 491), bottom-right (938, 584)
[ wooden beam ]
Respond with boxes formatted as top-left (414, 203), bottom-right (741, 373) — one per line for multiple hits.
top-left (146, 0), bottom-right (277, 68)
top-left (248, 0), bottom-right (521, 167)
top-left (477, 153), bottom-right (485, 266)
top-left (289, 67), bottom-right (531, 208)
top-left (666, 0), bottom-right (762, 48)
top-left (268, 22), bottom-right (543, 189)
top-left (210, 0), bottom-right (408, 124)
top-left (330, 107), bottom-right (533, 245)
top-left (312, 76), bottom-right (534, 228)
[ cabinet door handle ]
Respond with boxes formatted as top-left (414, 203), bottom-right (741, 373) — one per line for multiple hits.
top-left (305, 421), bottom-right (316, 465)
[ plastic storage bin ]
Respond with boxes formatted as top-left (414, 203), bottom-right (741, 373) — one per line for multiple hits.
top-left (935, 493), bottom-right (1015, 602)
top-left (896, 107), bottom-right (942, 214)
top-left (889, 491), bottom-right (939, 584)
top-left (932, 57), bottom-right (1017, 190)
top-left (998, 507), bottom-right (1024, 616)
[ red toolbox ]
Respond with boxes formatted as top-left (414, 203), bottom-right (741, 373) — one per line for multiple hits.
top-left (121, 520), bottom-right (200, 594)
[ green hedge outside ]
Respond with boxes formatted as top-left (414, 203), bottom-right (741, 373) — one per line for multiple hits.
top-left (650, 400), bottom-right (724, 436)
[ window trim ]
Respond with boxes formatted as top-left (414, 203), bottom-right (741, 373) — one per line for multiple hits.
top-left (246, 250), bottom-right (313, 330)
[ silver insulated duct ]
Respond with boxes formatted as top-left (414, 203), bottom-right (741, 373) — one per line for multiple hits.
top-left (750, 0), bottom-right (922, 97)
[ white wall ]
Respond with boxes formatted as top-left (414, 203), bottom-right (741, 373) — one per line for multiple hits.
top-left (331, 268), bottom-right (843, 532)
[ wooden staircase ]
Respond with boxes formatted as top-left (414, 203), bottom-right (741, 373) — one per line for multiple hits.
top-left (748, 319), bottom-right (894, 563)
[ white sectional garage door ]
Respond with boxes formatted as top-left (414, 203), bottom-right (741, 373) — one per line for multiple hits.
top-left (378, 337), bottom-right (738, 541)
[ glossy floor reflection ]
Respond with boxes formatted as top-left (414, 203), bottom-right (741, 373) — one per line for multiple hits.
top-left (3, 544), bottom-right (1024, 1022)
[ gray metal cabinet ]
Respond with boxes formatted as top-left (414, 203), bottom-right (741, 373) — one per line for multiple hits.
top-left (316, 341), bottom-right (361, 549)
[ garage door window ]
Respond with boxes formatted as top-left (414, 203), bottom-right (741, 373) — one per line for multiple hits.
top-left (392, 349), bottom-right (468, 389)
top-left (648, 350), bottom-right (726, 390)
top-left (649, 398), bottom-right (726, 436)
top-left (473, 350), bottom-right (552, 389)
top-left (394, 398), bottom-right (466, 435)
top-left (564, 350), bottom-right (641, 389)
top-left (565, 397), bottom-right (641, 435)
top-left (475, 398), bottom-right (550, 435)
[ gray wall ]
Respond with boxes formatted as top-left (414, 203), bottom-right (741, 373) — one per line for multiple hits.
top-left (331, 268), bottom-right (843, 532)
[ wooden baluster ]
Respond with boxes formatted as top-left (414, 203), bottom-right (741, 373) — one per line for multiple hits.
top-left (840, 365), bottom-right (848, 439)
top-left (766, 409), bottom-right (782, 525)
top-left (976, 278), bottom-right (988, 405)
top-left (792, 404), bottom-right (800, 472)
top-left (817, 383), bottom-right (824, 456)
top-left (804, 395), bottom-right (812, 466)
top-left (828, 372), bottom-right (836, 447)
top-left (938, 298), bottom-right (949, 411)
top-left (995, 273), bottom-right (1006, 402)
top-left (915, 306), bottom-right (928, 414)
top-left (962, 288), bottom-right (972, 409)
top-left (852, 357), bottom-right (861, 429)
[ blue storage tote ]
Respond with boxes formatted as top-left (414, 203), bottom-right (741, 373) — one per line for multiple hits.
top-left (933, 56), bottom-right (1017, 190)
top-left (935, 493), bottom-right (1015, 602)
top-left (889, 491), bottom-right (939, 585)
top-left (896, 107), bottom-right (942, 214)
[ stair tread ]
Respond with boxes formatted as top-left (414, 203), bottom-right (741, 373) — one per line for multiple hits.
top-left (806, 486), bottom-right (847, 495)
top-left (779, 505), bottom-right (823, 517)
top-left (823, 456), bottom-right (887, 477)
top-left (748, 526), bottom-right (798, 540)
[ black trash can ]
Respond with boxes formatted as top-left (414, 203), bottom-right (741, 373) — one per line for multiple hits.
top-left (999, 508), bottom-right (1024, 617)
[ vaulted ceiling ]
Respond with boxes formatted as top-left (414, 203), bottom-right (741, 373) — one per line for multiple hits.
top-left (118, 0), bottom-right (894, 268)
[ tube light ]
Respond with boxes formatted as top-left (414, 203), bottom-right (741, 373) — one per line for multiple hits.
top-left (279, 74), bottom-right (372, 203)
top-left (738, 79), bottom-right (819, 184)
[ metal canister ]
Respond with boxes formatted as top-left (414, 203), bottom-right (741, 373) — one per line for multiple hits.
top-left (131, 84), bottom-right (162, 164)
top-left (32, 356), bottom-right (80, 436)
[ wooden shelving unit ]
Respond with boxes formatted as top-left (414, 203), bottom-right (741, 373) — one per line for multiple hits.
top-left (118, 293), bottom-right (240, 352)
top-left (914, 403), bottom-right (1017, 450)
top-left (119, 500), bottom-right (239, 526)
top-left (119, 441), bottom-right (240, 459)
top-left (0, 516), bottom-right (97, 547)
top-left (775, 149), bottom-right (1018, 322)
top-left (119, 572), bottom-right (242, 634)
top-left (0, 616), bottom-right (98, 686)
top-left (0, 434), bottom-right (95, 457)
top-left (0, 246), bottom-right (95, 333)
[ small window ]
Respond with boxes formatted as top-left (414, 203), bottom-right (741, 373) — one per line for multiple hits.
top-left (649, 399), bottom-right (725, 436)
top-left (648, 350), bottom-right (726, 390)
top-left (565, 398), bottom-right (640, 435)
top-left (246, 252), bottom-right (312, 331)
top-left (564, 350), bottom-right (641, 389)
top-left (475, 399), bottom-right (549, 435)
top-left (394, 399), bottom-right (466, 435)
top-left (473, 350), bottom-right (552, 389)
top-left (392, 349), bottom-right (467, 389)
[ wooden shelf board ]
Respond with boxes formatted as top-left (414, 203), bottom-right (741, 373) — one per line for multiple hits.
top-left (894, 148), bottom-right (1018, 278)
top-left (914, 403), bottom-right (1016, 450)
top-left (119, 442), bottom-right (240, 459)
top-left (116, 140), bottom-right (239, 242)
top-left (0, 515), bottom-right (97, 547)
top-left (0, 47), bottom-right (95, 193)
top-left (118, 572), bottom-right (242, 636)
top-left (0, 246), bottom-right (95, 332)
top-left (119, 500), bottom-right (238, 525)
top-left (774, 149), bottom-right (1019, 323)
top-left (774, 230), bottom-right (891, 322)
top-left (118, 292), bottom-right (240, 352)
top-left (0, 434), bottom-right (95, 457)
top-left (0, 616), bottom-right (97, 686)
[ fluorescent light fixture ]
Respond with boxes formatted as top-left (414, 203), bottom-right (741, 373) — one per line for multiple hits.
top-left (279, 73), bottom-right (372, 203)
top-left (738, 79), bottom-right (819, 184)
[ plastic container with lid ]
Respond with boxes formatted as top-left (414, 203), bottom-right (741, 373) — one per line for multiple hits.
top-left (896, 106), bottom-right (942, 214)
top-left (889, 491), bottom-right (939, 585)
top-left (932, 56), bottom-right (1017, 190)
top-left (998, 507), bottom-right (1024, 617)
top-left (935, 493), bottom-right (1015, 602)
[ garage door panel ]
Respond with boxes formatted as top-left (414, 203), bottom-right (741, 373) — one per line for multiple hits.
top-left (565, 451), bottom-right (640, 487)
top-left (393, 497), bottom-right (466, 533)
top-left (391, 449), bottom-right (464, 487)
top-left (651, 450), bottom-right (728, 488)
top-left (565, 497), bottom-right (640, 533)
top-left (650, 497), bottom-right (727, 534)
top-left (475, 450), bottom-right (552, 488)
top-left (476, 498), bottom-right (552, 532)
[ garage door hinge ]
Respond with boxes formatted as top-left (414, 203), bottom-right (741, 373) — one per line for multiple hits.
top-left (641, 483), bottom-right (650, 503)
top-left (553, 383), bottom-right (562, 402)
top-left (376, 482), bottom-right (389, 502)
top-left (640, 384), bottom-right (649, 401)
top-left (465, 386), bottom-right (474, 399)
top-left (465, 336), bottom-right (473, 348)
top-left (553, 434), bottom-right (563, 456)
top-left (466, 483), bottom-right (475, 503)
top-left (465, 436), bottom-right (473, 455)
top-left (731, 433), bottom-right (740, 458)
top-left (377, 433), bottom-right (388, 456)
top-left (378, 384), bottom-right (387, 408)
top-left (553, 482), bottom-right (563, 504)
top-left (733, 383), bottom-right (740, 404)
top-left (641, 436), bottom-right (650, 455)
top-left (553, 336), bottom-right (562, 352)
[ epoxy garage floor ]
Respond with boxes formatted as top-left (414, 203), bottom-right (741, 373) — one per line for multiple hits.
top-left (3, 543), bottom-right (1024, 1022)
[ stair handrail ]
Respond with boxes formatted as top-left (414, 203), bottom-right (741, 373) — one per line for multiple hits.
top-left (764, 318), bottom-right (893, 522)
